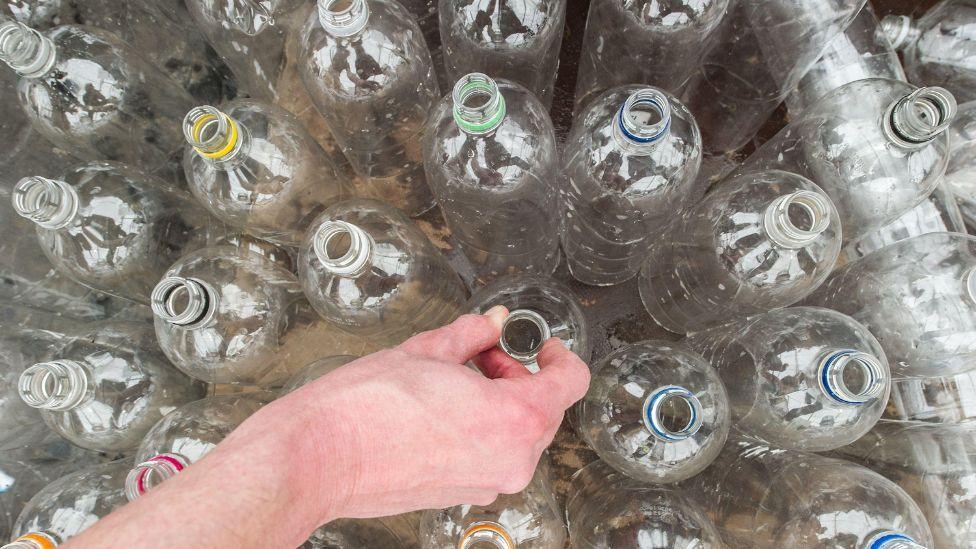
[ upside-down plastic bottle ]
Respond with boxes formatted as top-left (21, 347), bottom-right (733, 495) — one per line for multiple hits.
top-left (401, 0), bottom-right (444, 89)
top-left (0, 446), bottom-right (85, 544)
top-left (182, 101), bottom-right (354, 247)
top-left (885, 369), bottom-right (976, 423)
top-left (438, 0), bottom-right (565, 108)
top-left (637, 170), bottom-right (841, 334)
top-left (573, 0), bottom-right (729, 112)
top-left (302, 517), bottom-right (412, 549)
top-left (576, 340), bottom-right (730, 484)
top-left (424, 74), bottom-right (560, 283)
top-left (735, 79), bottom-right (956, 243)
top-left (944, 100), bottom-right (976, 228)
top-left (124, 392), bottom-right (273, 501)
top-left (684, 306), bottom-right (890, 452)
top-left (566, 460), bottom-right (724, 548)
top-left (298, 199), bottom-right (466, 348)
top-left (802, 232), bottom-right (976, 377)
top-left (559, 85), bottom-right (703, 286)
top-left (299, 0), bottom-right (440, 216)
top-left (11, 162), bottom-right (214, 304)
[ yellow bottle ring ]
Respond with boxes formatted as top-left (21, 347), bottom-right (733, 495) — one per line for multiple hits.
top-left (15, 532), bottom-right (57, 549)
top-left (191, 112), bottom-right (239, 160)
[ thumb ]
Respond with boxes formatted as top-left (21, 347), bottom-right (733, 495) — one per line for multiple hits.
top-left (398, 305), bottom-right (509, 363)
top-left (523, 338), bottom-right (591, 413)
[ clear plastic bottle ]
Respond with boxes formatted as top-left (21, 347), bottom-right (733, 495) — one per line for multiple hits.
top-left (0, 449), bottom-right (81, 544)
top-left (1, 0), bottom-right (64, 28)
top-left (438, 0), bottom-right (565, 108)
top-left (467, 275), bottom-right (590, 369)
top-left (686, 436), bottom-right (935, 549)
top-left (299, 0), bottom-right (440, 216)
top-left (420, 460), bottom-right (565, 549)
top-left (153, 244), bottom-right (366, 386)
top-left (303, 517), bottom-right (412, 548)
top-left (17, 322), bottom-right (206, 453)
top-left (281, 355), bottom-right (358, 394)
top-left (125, 392), bottom-right (273, 501)
top-left (885, 369), bottom-right (976, 423)
top-left (0, 21), bottom-right (194, 178)
top-left (576, 340), bottom-right (729, 484)
top-left (785, 3), bottom-right (906, 117)
top-left (680, 0), bottom-right (865, 153)
top-left (11, 162), bottom-right (215, 304)
top-left (298, 199), bottom-right (466, 348)
top-left (880, 0), bottom-right (976, 104)
top-left (0, 325), bottom-right (56, 452)
top-left (182, 101), bottom-right (354, 248)
top-left (802, 232), bottom-right (976, 378)
top-left (684, 306), bottom-right (890, 452)
top-left (5, 460), bottom-right (130, 549)
top-left (637, 169), bottom-right (842, 335)
top-left (944, 100), bottom-right (976, 228)
top-left (834, 420), bottom-right (976, 549)
top-left (566, 460), bottom-right (724, 549)
top-left (401, 0), bottom-right (444, 90)
top-left (573, 0), bottom-right (730, 112)
top-left (559, 86), bottom-right (703, 286)
top-left (423, 74), bottom-right (559, 283)
top-left (735, 79), bottom-right (956, 243)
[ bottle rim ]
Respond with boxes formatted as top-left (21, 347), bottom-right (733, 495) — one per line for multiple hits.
top-left (458, 521), bottom-right (515, 549)
top-left (498, 309), bottom-right (551, 364)
top-left (2, 532), bottom-right (59, 549)
top-left (866, 531), bottom-right (927, 549)
top-left (616, 88), bottom-right (672, 145)
top-left (762, 190), bottom-right (833, 249)
top-left (183, 106), bottom-right (246, 163)
top-left (884, 86), bottom-right (957, 148)
top-left (0, 21), bottom-right (56, 78)
top-left (312, 220), bottom-right (374, 276)
top-left (12, 176), bottom-right (79, 230)
top-left (18, 360), bottom-right (89, 411)
top-left (318, 0), bottom-right (370, 37)
top-left (452, 73), bottom-right (507, 135)
top-left (125, 453), bottom-right (189, 501)
top-left (150, 276), bottom-right (218, 328)
top-left (818, 349), bottom-right (886, 406)
top-left (642, 385), bottom-right (704, 442)
top-left (877, 15), bottom-right (914, 50)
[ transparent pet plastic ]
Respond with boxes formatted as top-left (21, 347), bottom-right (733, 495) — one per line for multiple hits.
top-left (802, 232), bottom-right (976, 377)
top-left (566, 460), bottom-right (724, 549)
top-left (0, 22), bottom-right (194, 178)
top-left (153, 244), bottom-right (370, 386)
top-left (11, 162), bottom-right (214, 304)
top-left (438, 0), bottom-right (565, 108)
top-left (736, 79), bottom-right (956, 243)
top-left (880, 0), bottom-right (976, 104)
top-left (281, 355), bottom-right (358, 394)
top-left (17, 322), bottom-right (206, 453)
top-left (886, 369), bottom-right (976, 423)
top-left (0, 449), bottom-right (83, 543)
top-left (401, 0), bottom-right (444, 89)
top-left (681, 0), bottom-right (865, 152)
top-left (420, 461), bottom-right (565, 549)
top-left (786, 3), bottom-right (906, 117)
top-left (944, 100), bottom-right (976, 228)
top-left (303, 517), bottom-right (412, 548)
top-left (467, 275), bottom-right (590, 369)
top-left (576, 341), bottom-right (729, 484)
top-left (125, 392), bottom-right (273, 501)
top-left (560, 86), bottom-right (703, 286)
top-left (424, 74), bottom-right (559, 283)
top-left (299, 0), bottom-right (440, 216)
top-left (1, 0), bottom-right (64, 28)
top-left (637, 169), bottom-right (841, 334)
top-left (298, 199), bottom-right (466, 348)
top-left (573, 0), bottom-right (729, 112)
top-left (684, 306), bottom-right (890, 452)
top-left (835, 420), bottom-right (976, 549)
top-left (686, 437), bottom-right (935, 549)
top-left (182, 100), bottom-right (354, 247)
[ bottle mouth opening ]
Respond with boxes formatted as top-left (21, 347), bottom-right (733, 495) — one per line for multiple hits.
top-left (0, 21), bottom-right (55, 78)
top-left (3, 533), bottom-right (59, 549)
top-left (866, 531), bottom-right (927, 549)
top-left (18, 361), bottom-right (88, 411)
top-left (12, 176), bottom-right (78, 229)
top-left (615, 88), bottom-right (672, 147)
top-left (643, 385), bottom-right (703, 442)
top-left (499, 309), bottom-right (551, 364)
top-left (885, 87), bottom-right (957, 147)
top-left (125, 454), bottom-right (189, 501)
top-left (452, 73), bottom-right (506, 135)
top-left (459, 521), bottom-right (515, 549)
top-left (763, 190), bottom-right (833, 249)
top-left (318, 0), bottom-right (369, 36)
top-left (877, 15), bottom-right (913, 50)
top-left (313, 220), bottom-right (373, 276)
top-left (150, 276), bottom-right (217, 328)
top-left (819, 350), bottom-right (887, 405)
top-left (183, 106), bottom-right (242, 161)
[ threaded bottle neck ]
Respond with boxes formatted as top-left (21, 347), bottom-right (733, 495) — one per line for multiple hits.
top-left (762, 190), bottom-right (833, 249)
top-left (817, 349), bottom-right (887, 406)
top-left (612, 88), bottom-right (672, 155)
top-left (313, 220), bottom-right (373, 277)
top-left (12, 176), bottom-right (79, 230)
top-left (0, 21), bottom-right (55, 78)
top-left (499, 309), bottom-right (550, 364)
top-left (18, 360), bottom-right (90, 411)
top-left (2, 532), bottom-right (59, 549)
top-left (183, 105), bottom-right (250, 166)
top-left (318, 0), bottom-right (369, 37)
top-left (150, 276), bottom-right (218, 329)
top-left (453, 73), bottom-right (506, 135)
top-left (885, 86), bottom-right (957, 148)
top-left (125, 453), bottom-right (189, 501)
top-left (966, 267), bottom-right (976, 306)
top-left (459, 521), bottom-right (515, 549)
top-left (878, 15), bottom-right (920, 50)
top-left (867, 531), bottom-right (928, 549)
top-left (642, 385), bottom-right (703, 442)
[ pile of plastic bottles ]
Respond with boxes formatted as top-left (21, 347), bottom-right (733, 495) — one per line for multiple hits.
top-left (1, 0), bottom-right (975, 547)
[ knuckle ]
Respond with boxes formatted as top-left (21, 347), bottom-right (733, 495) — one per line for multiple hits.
top-left (498, 466), bottom-right (535, 494)
top-left (470, 491), bottom-right (500, 507)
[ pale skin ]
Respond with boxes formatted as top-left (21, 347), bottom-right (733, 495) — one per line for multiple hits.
top-left (64, 305), bottom-right (590, 548)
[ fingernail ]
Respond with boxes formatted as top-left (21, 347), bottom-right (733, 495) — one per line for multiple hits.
top-left (483, 304), bottom-right (508, 331)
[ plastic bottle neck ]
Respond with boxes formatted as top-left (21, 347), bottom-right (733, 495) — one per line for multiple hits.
top-left (866, 531), bottom-right (928, 549)
top-left (817, 349), bottom-right (886, 406)
top-left (318, 0), bottom-right (370, 37)
top-left (611, 88), bottom-right (672, 155)
top-left (878, 15), bottom-right (920, 51)
top-left (642, 385), bottom-right (703, 442)
top-left (453, 73), bottom-right (506, 135)
top-left (12, 176), bottom-right (79, 230)
top-left (499, 309), bottom-right (551, 364)
top-left (18, 360), bottom-right (90, 411)
top-left (150, 276), bottom-right (219, 329)
top-left (762, 190), bottom-right (832, 249)
top-left (313, 220), bottom-right (374, 277)
top-left (125, 453), bottom-right (189, 501)
top-left (2, 532), bottom-right (60, 549)
top-left (459, 521), bottom-right (516, 549)
top-left (884, 86), bottom-right (956, 148)
top-left (0, 21), bottom-right (55, 78)
top-left (183, 106), bottom-right (251, 168)
top-left (967, 267), bottom-right (976, 306)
